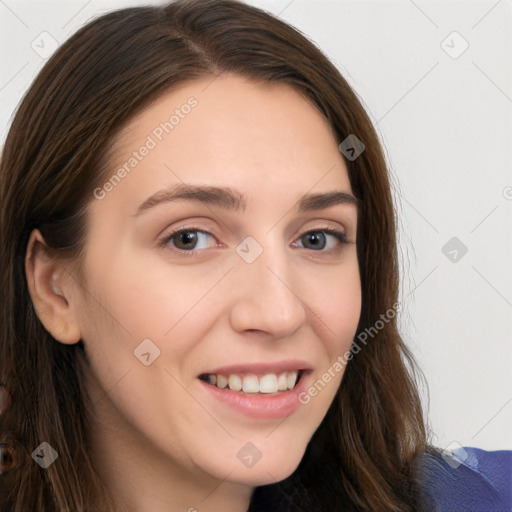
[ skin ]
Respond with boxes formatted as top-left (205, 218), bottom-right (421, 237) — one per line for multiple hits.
top-left (25, 74), bottom-right (361, 512)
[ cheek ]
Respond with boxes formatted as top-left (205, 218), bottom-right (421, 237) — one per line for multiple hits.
top-left (80, 246), bottom-right (229, 343)
top-left (309, 258), bottom-right (362, 355)
top-left (75, 248), bottom-right (232, 415)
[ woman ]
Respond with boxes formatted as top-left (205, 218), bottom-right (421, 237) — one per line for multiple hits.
top-left (0, 1), bottom-right (509, 511)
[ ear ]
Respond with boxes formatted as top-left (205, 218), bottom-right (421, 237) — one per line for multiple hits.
top-left (25, 229), bottom-right (82, 345)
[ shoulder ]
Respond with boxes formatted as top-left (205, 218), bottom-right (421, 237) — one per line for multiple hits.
top-left (416, 446), bottom-right (512, 511)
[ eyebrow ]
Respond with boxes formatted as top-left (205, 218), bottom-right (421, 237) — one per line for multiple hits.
top-left (134, 183), bottom-right (359, 216)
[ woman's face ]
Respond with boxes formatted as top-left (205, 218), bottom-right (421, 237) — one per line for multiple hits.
top-left (69, 74), bottom-right (361, 490)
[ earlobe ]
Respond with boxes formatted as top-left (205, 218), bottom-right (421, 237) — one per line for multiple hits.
top-left (25, 229), bottom-right (82, 345)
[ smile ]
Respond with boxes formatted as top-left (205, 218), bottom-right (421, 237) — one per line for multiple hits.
top-left (199, 370), bottom-right (303, 394)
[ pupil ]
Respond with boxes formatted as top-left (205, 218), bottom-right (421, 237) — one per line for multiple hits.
top-left (304, 231), bottom-right (326, 250)
top-left (177, 231), bottom-right (197, 249)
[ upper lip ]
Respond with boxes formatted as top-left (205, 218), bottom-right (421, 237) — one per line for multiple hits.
top-left (199, 359), bottom-right (313, 376)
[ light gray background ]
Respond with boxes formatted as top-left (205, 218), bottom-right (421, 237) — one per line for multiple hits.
top-left (1, 0), bottom-right (511, 451)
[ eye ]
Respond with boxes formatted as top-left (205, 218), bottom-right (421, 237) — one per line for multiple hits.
top-left (294, 229), bottom-right (347, 251)
top-left (161, 229), bottom-right (216, 251)
top-left (159, 226), bottom-right (348, 256)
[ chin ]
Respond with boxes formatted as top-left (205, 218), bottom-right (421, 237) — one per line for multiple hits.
top-left (225, 442), bottom-right (307, 487)
top-left (229, 459), bottom-right (302, 487)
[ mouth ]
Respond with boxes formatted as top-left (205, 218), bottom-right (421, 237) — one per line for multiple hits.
top-left (198, 369), bottom-right (306, 395)
top-left (197, 363), bottom-right (313, 419)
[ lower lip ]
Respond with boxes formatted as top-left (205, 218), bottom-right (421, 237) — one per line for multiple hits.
top-left (198, 372), bottom-right (311, 420)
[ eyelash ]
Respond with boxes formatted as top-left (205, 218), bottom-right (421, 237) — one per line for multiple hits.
top-left (159, 225), bottom-right (348, 257)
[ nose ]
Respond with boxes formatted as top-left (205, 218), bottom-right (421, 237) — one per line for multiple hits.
top-left (229, 240), bottom-right (307, 338)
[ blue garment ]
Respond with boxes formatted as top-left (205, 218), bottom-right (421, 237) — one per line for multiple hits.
top-left (419, 446), bottom-right (512, 511)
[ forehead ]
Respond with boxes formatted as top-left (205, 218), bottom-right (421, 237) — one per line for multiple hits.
top-left (94, 74), bottom-right (352, 215)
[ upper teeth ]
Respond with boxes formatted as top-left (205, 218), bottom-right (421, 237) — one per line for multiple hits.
top-left (206, 371), bottom-right (299, 393)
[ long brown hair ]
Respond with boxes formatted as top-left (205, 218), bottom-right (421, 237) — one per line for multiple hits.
top-left (0, 1), bottom-right (433, 510)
